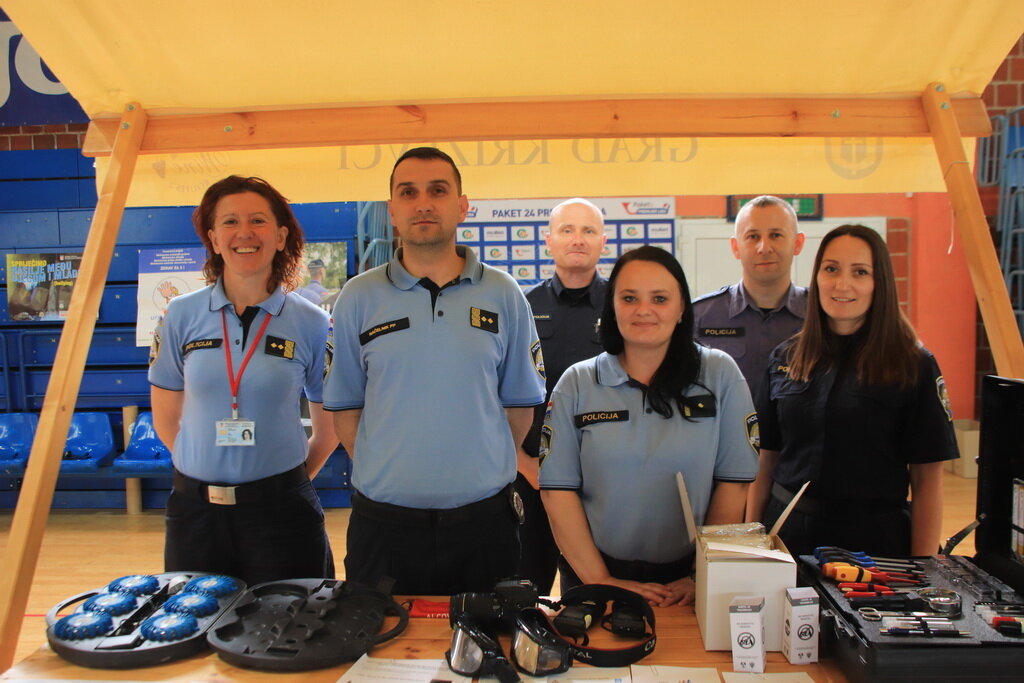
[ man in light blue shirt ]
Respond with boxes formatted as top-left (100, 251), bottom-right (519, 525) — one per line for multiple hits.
top-left (323, 147), bottom-right (545, 594)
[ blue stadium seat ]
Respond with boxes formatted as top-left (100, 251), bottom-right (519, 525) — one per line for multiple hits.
top-left (0, 412), bottom-right (39, 475)
top-left (60, 413), bottom-right (116, 473)
top-left (112, 412), bottom-right (172, 474)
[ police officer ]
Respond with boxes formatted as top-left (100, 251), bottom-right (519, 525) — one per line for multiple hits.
top-left (693, 196), bottom-right (807, 401)
top-left (149, 176), bottom-right (337, 585)
top-left (746, 225), bottom-right (958, 556)
top-left (297, 258), bottom-right (328, 305)
top-left (323, 147), bottom-right (546, 595)
top-left (541, 246), bottom-right (757, 606)
top-left (517, 198), bottom-right (608, 594)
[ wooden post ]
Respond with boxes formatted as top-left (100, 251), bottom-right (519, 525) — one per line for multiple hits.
top-left (0, 103), bottom-right (147, 672)
top-left (122, 405), bottom-right (141, 514)
top-left (922, 82), bottom-right (1024, 378)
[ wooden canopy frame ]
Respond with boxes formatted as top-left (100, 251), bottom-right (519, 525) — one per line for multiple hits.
top-left (1, 87), bottom-right (1023, 670)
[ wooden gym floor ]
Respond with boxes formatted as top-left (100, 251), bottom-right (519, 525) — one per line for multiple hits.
top-left (1, 471), bottom-right (980, 667)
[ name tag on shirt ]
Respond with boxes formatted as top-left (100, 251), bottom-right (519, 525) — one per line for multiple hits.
top-left (216, 419), bottom-right (255, 447)
top-left (359, 317), bottom-right (410, 345)
top-left (699, 327), bottom-right (745, 337)
top-left (182, 338), bottom-right (223, 356)
top-left (575, 410), bottom-right (630, 428)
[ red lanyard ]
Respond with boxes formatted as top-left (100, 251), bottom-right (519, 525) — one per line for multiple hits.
top-left (221, 308), bottom-right (272, 419)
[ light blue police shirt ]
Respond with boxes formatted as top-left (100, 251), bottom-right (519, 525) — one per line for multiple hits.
top-left (323, 246), bottom-right (546, 508)
top-left (539, 347), bottom-right (758, 563)
top-left (148, 279), bottom-right (329, 484)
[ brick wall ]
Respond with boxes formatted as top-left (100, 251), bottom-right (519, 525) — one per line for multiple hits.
top-left (886, 217), bottom-right (910, 313)
top-left (983, 35), bottom-right (1024, 116)
top-left (978, 35), bottom-right (1024, 409)
top-left (0, 123), bottom-right (88, 151)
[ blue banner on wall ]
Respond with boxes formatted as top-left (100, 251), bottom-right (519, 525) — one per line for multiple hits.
top-left (0, 10), bottom-right (87, 126)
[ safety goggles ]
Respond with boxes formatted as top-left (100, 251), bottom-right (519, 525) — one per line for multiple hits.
top-left (446, 614), bottom-right (520, 683)
top-left (511, 607), bottom-right (573, 676)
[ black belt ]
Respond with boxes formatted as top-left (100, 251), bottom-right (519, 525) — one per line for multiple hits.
top-left (772, 481), bottom-right (821, 515)
top-left (173, 465), bottom-right (308, 506)
top-left (352, 486), bottom-right (513, 528)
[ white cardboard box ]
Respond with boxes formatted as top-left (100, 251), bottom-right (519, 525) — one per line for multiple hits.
top-left (678, 473), bottom-right (801, 652)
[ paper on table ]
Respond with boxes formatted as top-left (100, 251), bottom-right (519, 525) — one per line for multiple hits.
top-left (540, 668), bottom-right (630, 682)
top-left (721, 672), bottom-right (815, 682)
top-left (630, 663), bottom-right (722, 682)
top-left (337, 654), bottom-right (472, 683)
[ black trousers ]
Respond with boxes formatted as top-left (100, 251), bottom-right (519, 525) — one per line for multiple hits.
top-left (557, 551), bottom-right (693, 593)
top-left (164, 478), bottom-right (335, 585)
top-left (764, 494), bottom-right (912, 558)
top-left (344, 491), bottom-right (521, 595)
top-left (513, 472), bottom-right (559, 594)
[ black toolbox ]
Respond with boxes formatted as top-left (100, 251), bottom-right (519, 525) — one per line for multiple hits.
top-left (801, 375), bottom-right (1024, 682)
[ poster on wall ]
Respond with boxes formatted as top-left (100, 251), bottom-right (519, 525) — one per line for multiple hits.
top-left (6, 252), bottom-right (82, 321)
top-left (458, 197), bottom-right (676, 285)
top-left (136, 248), bottom-right (206, 346)
top-left (294, 242), bottom-right (348, 311)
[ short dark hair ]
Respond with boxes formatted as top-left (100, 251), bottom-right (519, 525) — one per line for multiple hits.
top-left (599, 245), bottom-right (704, 418)
top-left (789, 224), bottom-right (919, 387)
top-left (193, 176), bottom-right (305, 293)
top-left (389, 147), bottom-right (463, 195)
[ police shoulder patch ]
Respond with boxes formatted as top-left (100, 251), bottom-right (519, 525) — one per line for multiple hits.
top-left (323, 319), bottom-right (335, 380)
top-left (470, 307), bottom-right (499, 333)
top-left (531, 339), bottom-right (545, 379)
top-left (149, 323), bottom-right (162, 367)
top-left (265, 335), bottom-right (296, 359)
top-left (745, 412), bottom-right (760, 453)
top-left (936, 376), bottom-right (953, 421)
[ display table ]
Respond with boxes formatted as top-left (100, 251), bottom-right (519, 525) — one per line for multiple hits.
top-left (3, 600), bottom-right (847, 681)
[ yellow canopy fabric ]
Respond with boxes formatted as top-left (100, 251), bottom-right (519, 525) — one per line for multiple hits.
top-left (4, 0), bottom-right (1023, 202)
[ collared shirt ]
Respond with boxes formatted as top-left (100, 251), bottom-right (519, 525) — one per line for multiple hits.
top-left (540, 348), bottom-right (758, 563)
top-left (323, 245), bottom-right (546, 508)
top-left (297, 279), bottom-right (327, 305)
top-left (148, 279), bottom-right (329, 484)
top-left (693, 281), bottom-right (807, 402)
top-left (759, 338), bottom-right (959, 504)
top-left (522, 272), bottom-right (607, 457)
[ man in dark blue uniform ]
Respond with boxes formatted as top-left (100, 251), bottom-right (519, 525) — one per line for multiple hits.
top-left (693, 196), bottom-right (807, 402)
top-left (517, 198), bottom-right (607, 593)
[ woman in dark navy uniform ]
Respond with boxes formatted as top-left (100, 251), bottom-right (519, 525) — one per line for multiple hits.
top-left (747, 225), bottom-right (958, 557)
top-left (149, 176), bottom-right (337, 584)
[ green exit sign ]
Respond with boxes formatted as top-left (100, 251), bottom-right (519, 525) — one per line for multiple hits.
top-left (727, 194), bottom-right (823, 221)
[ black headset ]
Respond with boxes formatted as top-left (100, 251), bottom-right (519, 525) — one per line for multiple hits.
top-left (549, 584), bottom-right (656, 667)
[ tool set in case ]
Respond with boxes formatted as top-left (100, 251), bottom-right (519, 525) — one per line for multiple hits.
top-left (801, 375), bottom-right (1024, 682)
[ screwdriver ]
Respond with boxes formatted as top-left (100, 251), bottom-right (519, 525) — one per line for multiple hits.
top-left (822, 563), bottom-right (924, 584)
top-left (817, 552), bottom-right (926, 574)
top-left (814, 547), bottom-right (922, 571)
top-left (839, 582), bottom-right (917, 593)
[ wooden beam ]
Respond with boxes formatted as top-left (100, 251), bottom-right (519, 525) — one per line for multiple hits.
top-left (0, 103), bottom-right (147, 672)
top-left (82, 96), bottom-right (991, 157)
top-left (922, 82), bottom-right (1024, 378)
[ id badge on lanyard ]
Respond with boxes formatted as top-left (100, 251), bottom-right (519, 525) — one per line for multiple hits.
top-left (217, 308), bottom-right (271, 447)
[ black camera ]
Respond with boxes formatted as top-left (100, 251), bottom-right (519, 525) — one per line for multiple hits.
top-left (449, 578), bottom-right (539, 633)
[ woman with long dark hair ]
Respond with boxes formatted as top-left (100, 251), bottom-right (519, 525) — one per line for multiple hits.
top-left (149, 175), bottom-right (337, 584)
top-left (746, 225), bottom-right (958, 557)
top-left (540, 246), bottom-right (758, 605)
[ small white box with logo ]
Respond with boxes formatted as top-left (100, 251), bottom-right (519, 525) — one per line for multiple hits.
top-left (728, 595), bottom-right (765, 674)
top-left (782, 586), bottom-right (819, 664)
